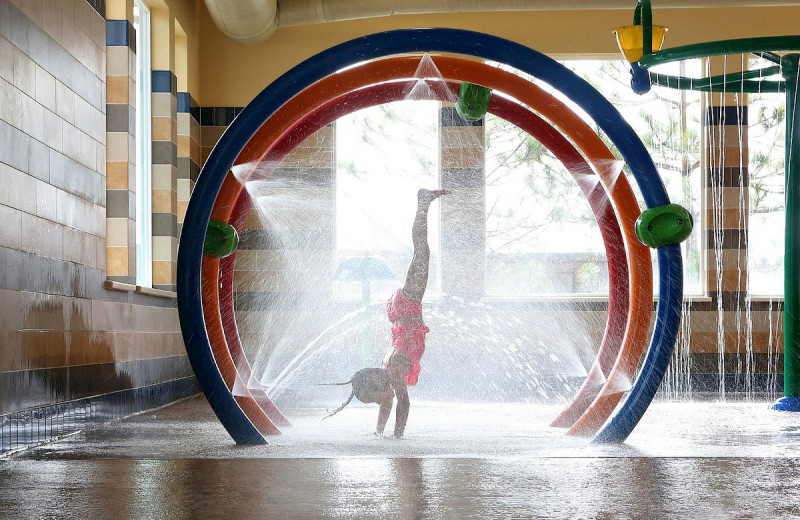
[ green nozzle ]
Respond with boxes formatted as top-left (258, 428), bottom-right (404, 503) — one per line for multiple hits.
top-left (635, 204), bottom-right (693, 248)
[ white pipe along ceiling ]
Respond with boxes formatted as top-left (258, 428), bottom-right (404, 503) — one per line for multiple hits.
top-left (203, 0), bottom-right (800, 44)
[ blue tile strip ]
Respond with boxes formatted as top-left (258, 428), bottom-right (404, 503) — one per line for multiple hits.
top-left (152, 70), bottom-right (177, 95)
top-left (0, 377), bottom-right (199, 455)
top-left (177, 92), bottom-right (190, 113)
top-left (106, 19), bottom-right (131, 48)
top-left (199, 106), bottom-right (244, 126)
top-left (178, 92), bottom-right (201, 123)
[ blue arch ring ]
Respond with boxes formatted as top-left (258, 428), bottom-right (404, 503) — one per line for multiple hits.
top-left (176, 28), bottom-right (683, 444)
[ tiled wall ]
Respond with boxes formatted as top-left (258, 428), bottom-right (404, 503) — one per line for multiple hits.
top-left (177, 92), bottom-right (200, 235)
top-left (673, 97), bottom-right (783, 392)
top-left (151, 69), bottom-right (178, 291)
top-left (440, 106), bottom-right (486, 298)
top-left (105, 17), bottom-right (135, 283)
top-left (0, 0), bottom-right (196, 455)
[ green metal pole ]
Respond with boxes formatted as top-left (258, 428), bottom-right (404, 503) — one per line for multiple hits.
top-left (779, 54), bottom-right (800, 409)
top-left (633, 0), bottom-right (653, 57)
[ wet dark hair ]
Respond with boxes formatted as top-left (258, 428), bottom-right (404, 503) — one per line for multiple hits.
top-left (320, 367), bottom-right (389, 419)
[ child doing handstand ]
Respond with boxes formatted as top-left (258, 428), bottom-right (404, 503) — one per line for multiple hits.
top-left (324, 188), bottom-right (449, 438)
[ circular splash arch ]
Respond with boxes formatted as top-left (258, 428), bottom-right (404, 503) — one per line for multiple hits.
top-left (177, 28), bottom-right (684, 445)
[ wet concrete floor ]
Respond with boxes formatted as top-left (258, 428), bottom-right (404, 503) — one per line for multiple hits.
top-left (1, 396), bottom-right (800, 519)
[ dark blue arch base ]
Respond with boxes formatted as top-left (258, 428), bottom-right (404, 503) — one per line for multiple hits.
top-left (771, 396), bottom-right (800, 411)
top-left (177, 28), bottom-right (684, 445)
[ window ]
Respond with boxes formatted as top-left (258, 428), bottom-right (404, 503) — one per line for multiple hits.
top-left (335, 101), bottom-right (441, 300)
top-left (485, 113), bottom-right (605, 295)
top-left (133, 0), bottom-right (152, 287)
top-left (485, 59), bottom-right (704, 297)
top-left (747, 88), bottom-right (785, 296)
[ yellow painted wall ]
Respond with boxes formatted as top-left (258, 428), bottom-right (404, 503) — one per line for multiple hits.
top-left (197, 5), bottom-right (800, 106)
top-left (165, 0), bottom-right (201, 95)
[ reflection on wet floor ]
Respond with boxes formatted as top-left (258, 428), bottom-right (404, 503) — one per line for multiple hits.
top-left (1, 397), bottom-right (799, 518)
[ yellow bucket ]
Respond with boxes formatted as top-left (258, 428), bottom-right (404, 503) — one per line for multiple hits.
top-left (613, 24), bottom-right (667, 62)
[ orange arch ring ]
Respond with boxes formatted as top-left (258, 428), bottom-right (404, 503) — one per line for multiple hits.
top-left (203, 55), bottom-right (653, 437)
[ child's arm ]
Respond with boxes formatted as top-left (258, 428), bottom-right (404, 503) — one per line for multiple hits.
top-left (393, 385), bottom-right (410, 438)
top-left (376, 394), bottom-right (393, 435)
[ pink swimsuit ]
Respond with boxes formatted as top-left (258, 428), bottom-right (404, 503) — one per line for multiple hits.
top-left (383, 288), bottom-right (429, 386)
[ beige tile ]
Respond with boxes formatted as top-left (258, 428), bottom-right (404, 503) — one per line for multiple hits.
top-left (107, 246), bottom-right (131, 277)
top-left (707, 208), bottom-right (747, 230)
top-left (441, 125), bottom-right (484, 149)
top-left (106, 75), bottom-right (129, 104)
top-left (152, 260), bottom-right (175, 285)
top-left (151, 188), bottom-right (174, 213)
top-left (105, 46), bottom-right (129, 77)
top-left (177, 201), bottom-right (188, 224)
top-left (106, 131), bottom-right (130, 163)
top-left (706, 248), bottom-right (747, 273)
top-left (177, 178), bottom-right (191, 201)
top-left (442, 146), bottom-right (484, 168)
top-left (151, 163), bottom-right (172, 190)
top-left (152, 116), bottom-right (173, 141)
top-left (707, 269), bottom-right (747, 292)
top-left (151, 235), bottom-right (173, 262)
top-left (106, 161), bottom-right (129, 189)
top-left (151, 92), bottom-right (173, 118)
top-left (177, 134), bottom-right (190, 157)
top-left (706, 187), bottom-right (749, 211)
top-left (106, 217), bottom-right (129, 248)
top-left (177, 112), bottom-right (190, 135)
top-left (280, 147), bottom-right (333, 169)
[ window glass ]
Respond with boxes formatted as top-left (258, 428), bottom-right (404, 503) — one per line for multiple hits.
top-left (486, 59), bottom-right (704, 296)
top-left (335, 100), bottom-right (441, 300)
top-left (133, 0), bottom-right (152, 286)
top-left (747, 86), bottom-right (785, 296)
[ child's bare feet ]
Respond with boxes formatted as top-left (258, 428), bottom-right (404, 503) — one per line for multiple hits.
top-left (418, 188), bottom-right (451, 206)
